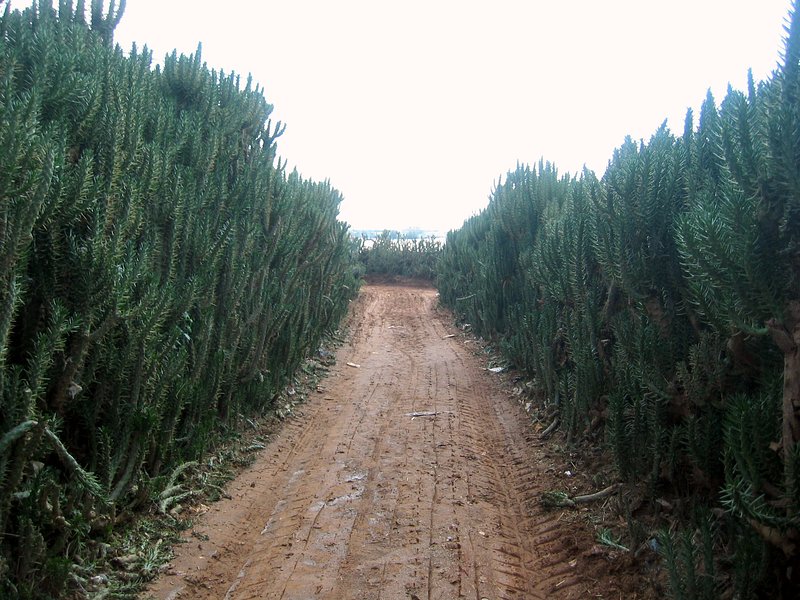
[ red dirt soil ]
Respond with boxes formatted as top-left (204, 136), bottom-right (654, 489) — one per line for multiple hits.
top-left (144, 284), bottom-right (652, 599)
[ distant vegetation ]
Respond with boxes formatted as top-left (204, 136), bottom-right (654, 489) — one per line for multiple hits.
top-left (438, 3), bottom-right (800, 597)
top-left (0, 2), bottom-right (357, 596)
top-left (356, 230), bottom-right (443, 281)
top-left (351, 227), bottom-right (442, 241)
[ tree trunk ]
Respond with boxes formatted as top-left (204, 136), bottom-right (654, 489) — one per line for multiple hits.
top-left (767, 301), bottom-right (800, 472)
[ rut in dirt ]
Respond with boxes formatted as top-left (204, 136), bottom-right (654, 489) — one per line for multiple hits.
top-left (146, 285), bottom-right (620, 600)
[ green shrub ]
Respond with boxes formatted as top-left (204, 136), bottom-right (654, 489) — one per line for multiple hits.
top-left (0, 1), bottom-right (358, 595)
top-left (438, 3), bottom-right (800, 596)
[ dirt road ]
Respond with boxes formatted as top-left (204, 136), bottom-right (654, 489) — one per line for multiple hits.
top-left (146, 284), bottom-right (642, 599)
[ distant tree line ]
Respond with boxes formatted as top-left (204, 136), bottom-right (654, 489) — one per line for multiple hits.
top-left (357, 230), bottom-right (442, 281)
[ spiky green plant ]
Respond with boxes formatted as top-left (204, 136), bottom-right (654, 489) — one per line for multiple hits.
top-left (0, 1), bottom-right (359, 595)
top-left (437, 3), bottom-right (800, 596)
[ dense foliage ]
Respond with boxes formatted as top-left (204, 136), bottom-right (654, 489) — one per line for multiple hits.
top-left (438, 5), bottom-right (800, 597)
top-left (357, 230), bottom-right (442, 280)
top-left (0, 1), bottom-right (358, 596)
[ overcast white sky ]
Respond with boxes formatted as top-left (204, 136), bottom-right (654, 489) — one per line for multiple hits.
top-left (12, 1), bottom-right (795, 232)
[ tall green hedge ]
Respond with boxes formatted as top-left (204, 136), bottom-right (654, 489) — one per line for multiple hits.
top-left (438, 4), bottom-right (800, 597)
top-left (0, 1), bottom-right (358, 596)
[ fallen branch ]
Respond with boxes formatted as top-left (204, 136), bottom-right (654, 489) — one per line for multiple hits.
top-left (540, 491), bottom-right (574, 508)
top-left (597, 528), bottom-right (629, 552)
top-left (541, 484), bottom-right (619, 509)
top-left (540, 416), bottom-right (560, 439)
top-left (204, 482), bottom-right (232, 500)
top-left (573, 484), bottom-right (619, 504)
top-left (166, 461), bottom-right (198, 490)
top-left (159, 490), bottom-right (196, 515)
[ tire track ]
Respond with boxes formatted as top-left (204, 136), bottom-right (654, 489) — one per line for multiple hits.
top-left (145, 284), bottom-right (635, 600)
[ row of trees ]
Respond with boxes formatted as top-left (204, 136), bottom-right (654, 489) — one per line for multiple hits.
top-left (356, 230), bottom-right (442, 280)
top-left (438, 4), bottom-right (800, 597)
top-left (0, 1), bottom-right (358, 596)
